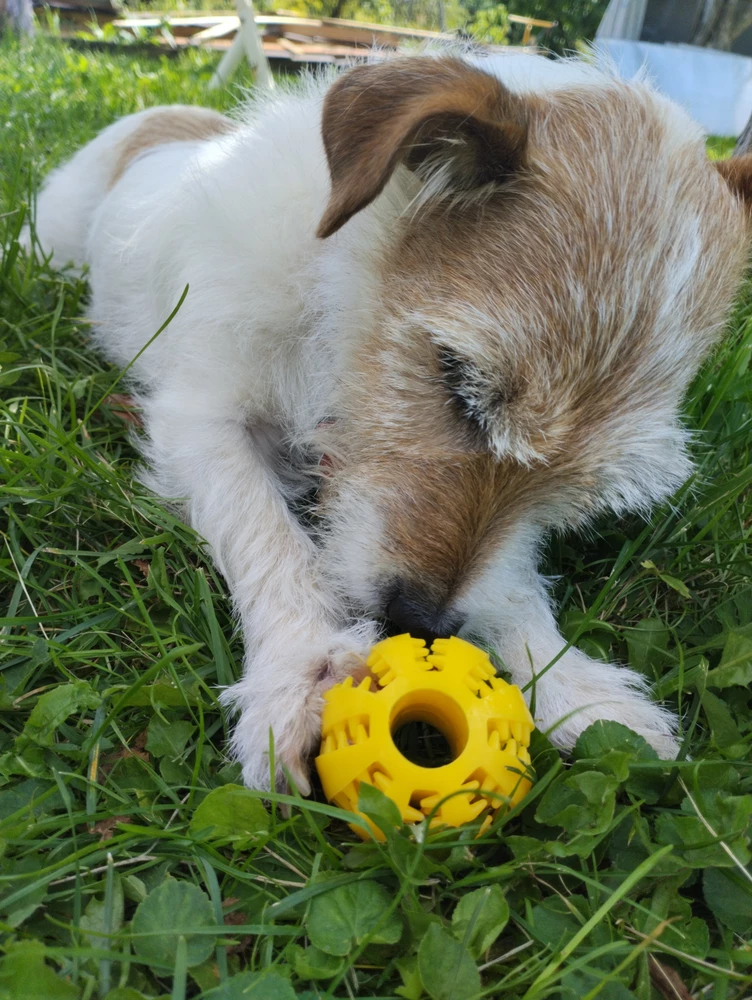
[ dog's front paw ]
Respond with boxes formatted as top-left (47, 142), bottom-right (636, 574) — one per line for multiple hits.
top-left (219, 625), bottom-right (378, 793)
top-left (532, 650), bottom-right (680, 759)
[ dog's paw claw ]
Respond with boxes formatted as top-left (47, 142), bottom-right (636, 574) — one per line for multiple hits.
top-left (223, 627), bottom-right (378, 792)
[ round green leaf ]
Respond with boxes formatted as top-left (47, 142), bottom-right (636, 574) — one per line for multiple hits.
top-left (145, 716), bottom-right (195, 759)
top-left (529, 896), bottom-right (586, 950)
top-left (451, 885), bottom-right (509, 958)
top-left (562, 970), bottom-right (637, 999)
top-left (0, 941), bottom-right (78, 1000)
top-left (203, 971), bottom-right (296, 999)
top-left (573, 720), bottom-right (657, 762)
top-left (358, 781), bottom-right (403, 836)
top-left (704, 867), bottom-right (752, 934)
top-left (290, 942), bottom-right (344, 980)
top-left (130, 877), bottom-right (215, 968)
top-left (18, 681), bottom-right (100, 748)
top-left (418, 924), bottom-right (480, 1000)
top-left (80, 876), bottom-right (124, 947)
top-left (189, 784), bottom-right (269, 844)
top-left (307, 880), bottom-right (403, 956)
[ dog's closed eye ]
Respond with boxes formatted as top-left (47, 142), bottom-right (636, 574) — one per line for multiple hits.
top-left (437, 348), bottom-right (518, 442)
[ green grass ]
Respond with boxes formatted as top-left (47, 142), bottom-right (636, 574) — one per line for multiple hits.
top-left (2, 32), bottom-right (752, 1000)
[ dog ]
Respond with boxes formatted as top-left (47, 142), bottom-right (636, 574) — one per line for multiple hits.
top-left (30, 51), bottom-right (752, 793)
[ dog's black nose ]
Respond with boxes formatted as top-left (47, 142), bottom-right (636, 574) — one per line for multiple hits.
top-left (385, 589), bottom-right (463, 644)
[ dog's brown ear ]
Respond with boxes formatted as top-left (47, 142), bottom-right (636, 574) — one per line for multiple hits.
top-left (716, 154), bottom-right (752, 211)
top-left (317, 57), bottom-right (528, 238)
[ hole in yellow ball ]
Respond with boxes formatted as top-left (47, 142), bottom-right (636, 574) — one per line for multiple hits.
top-left (392, 721), bottom-right (452, 768)
top-left (390, 691), bottom-right (468, 769)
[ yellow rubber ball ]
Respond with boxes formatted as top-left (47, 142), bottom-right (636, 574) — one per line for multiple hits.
top-left (315, 633), bottom-right (535, 840)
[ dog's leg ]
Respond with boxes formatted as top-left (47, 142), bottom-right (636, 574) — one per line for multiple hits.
top-left (493, 581), bottom-right (680, 759)
top-left (462, 544), bottom-right (679, 759)
top-left (142, 392), bottom-right (378, 792)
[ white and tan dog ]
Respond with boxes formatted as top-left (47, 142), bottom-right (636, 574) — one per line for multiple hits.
top-left (31, 52), bottom-right (752, 791)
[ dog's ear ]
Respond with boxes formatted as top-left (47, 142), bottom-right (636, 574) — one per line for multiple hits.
top-left (716, 154), bottom-right (752, 210)
top-left (317, 57), bottom-right (528, 238)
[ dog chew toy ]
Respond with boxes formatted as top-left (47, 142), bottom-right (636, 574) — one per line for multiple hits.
top-left (315, 634), bottom-right (535, 840)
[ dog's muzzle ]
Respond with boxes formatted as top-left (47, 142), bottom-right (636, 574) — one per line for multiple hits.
top-left (385, 585), bottom-right (464, 643)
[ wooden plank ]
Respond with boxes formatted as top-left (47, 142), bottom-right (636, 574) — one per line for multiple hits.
top-left (63, 32), bottom-right (515, 64)
top-left (507, 14), bottom-right (556, 28)
top-left (281, 30), bottom-right (367, 48)
top-left (261, 21), bottom-right (411, 46)
top-left (110, 16), bottom-right (425, 48)
top-left (111, 15), bottom-right (228, 37)
top-left (258, 13), bottom-right (450, 45)
top-left (65, 11), bottom-right (531, 63)
top-left (112, 12), bottom-right (452, 47)
top-left (43, 0), bottom-right (116, 10)
top-left (110, 11), bottom-right (446, 40)
top-left (189, 17), bottom-right (239, 43)
top-left (275, 36), bottom-right (369, 57)
top-left (111, 15), bottom-right (226, 27)
top-left (262, 38), bottom-right (369, 63)
top-left (119, 9), bottom-right (232, 17)
top-left (109, 12), bottom-right (380, 45)
top-left (37, 0), bottom-right (117, 15)
top-left (272, 12), bottom-right (448, 39)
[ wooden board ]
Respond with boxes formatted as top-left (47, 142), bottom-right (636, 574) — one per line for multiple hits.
top-left (45, 8), bottom-right (524, 66)
top-left (108, 12), bottom-right (453, 46)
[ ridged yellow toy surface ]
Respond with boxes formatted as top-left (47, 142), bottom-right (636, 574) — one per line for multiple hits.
top-left (315, 634), bottom-right (535, 840)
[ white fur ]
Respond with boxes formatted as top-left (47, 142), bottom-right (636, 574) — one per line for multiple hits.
top-left (29, 53), bottom-right (729, 788)
top-left (455, 527), bottom-right (678, 757)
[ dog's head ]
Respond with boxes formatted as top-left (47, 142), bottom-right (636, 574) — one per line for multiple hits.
top-left (314, 56), bottom-right (752, 641)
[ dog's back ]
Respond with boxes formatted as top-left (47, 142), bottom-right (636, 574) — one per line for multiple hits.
top-left (30, 105), bottom-right (234, 270)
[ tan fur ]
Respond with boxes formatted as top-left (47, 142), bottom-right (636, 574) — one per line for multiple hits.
top-left (317, 58), bottom-right (529, 238)
top-left (319, 62), bottom-right (751, 611)
top-left (108, 106), bottom-right (236, 189)
top-left (716, 153), bottom-right (752, 211)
